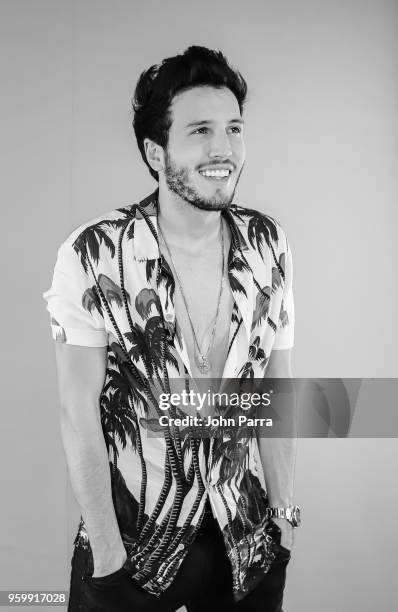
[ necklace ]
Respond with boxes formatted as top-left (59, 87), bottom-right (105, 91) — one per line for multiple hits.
top-left (157, 220), bottom-right (225, 375)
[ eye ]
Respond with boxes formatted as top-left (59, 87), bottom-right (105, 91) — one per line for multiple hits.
top-left (229, 126), bottom-right (242, 134)
top-left (192, 127), bottom-right (209, 135)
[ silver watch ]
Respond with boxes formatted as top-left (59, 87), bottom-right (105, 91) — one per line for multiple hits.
top-left (266, 505), bottom-right (301, 527)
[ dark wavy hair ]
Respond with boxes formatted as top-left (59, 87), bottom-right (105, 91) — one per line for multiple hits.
top-left (132, 46), bottom-right (248, 181)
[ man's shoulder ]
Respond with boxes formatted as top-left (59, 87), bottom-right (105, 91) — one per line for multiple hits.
top-left (229, 203), bottom-right (287, 246)
top-left (59, 203), bottom-right (137, 252)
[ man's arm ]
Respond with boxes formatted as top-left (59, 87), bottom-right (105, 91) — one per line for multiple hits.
top-left (256, 347), bottom-right (297, 550)
top-left (55, 342), bottom-right (127, 577)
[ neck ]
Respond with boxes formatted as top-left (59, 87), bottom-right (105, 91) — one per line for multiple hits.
top-left (157, 182), bottom-right (223, 249)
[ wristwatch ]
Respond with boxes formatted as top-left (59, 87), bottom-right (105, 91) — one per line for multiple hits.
top-left (266, 505), bottom-right (301, 527)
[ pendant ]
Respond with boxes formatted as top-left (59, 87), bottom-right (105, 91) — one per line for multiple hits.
top-left (195, 353), bottom-right (211, 375)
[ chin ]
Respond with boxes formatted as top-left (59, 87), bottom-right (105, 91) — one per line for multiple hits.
top-left (190, 184), bottom-right (235, 211)
top-left (186, 188), bottom-right (233, 211)
top-left (166, 175), bottom-right (237, 211)
top-left (193, 199), bottom-right (232, 211)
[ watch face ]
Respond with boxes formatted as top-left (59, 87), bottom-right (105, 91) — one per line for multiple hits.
top-left (292, 506), bottom-right (301, 526)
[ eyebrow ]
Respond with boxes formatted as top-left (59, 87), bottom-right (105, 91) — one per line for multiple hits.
top-left (186, 118), bottom-right (245, 128)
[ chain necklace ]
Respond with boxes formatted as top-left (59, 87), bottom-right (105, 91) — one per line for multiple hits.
top-left (157, 219), bottom-right (225, 375)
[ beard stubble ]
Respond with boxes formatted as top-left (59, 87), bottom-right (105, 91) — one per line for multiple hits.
top-left (164, 152), bottom-right (242, 212)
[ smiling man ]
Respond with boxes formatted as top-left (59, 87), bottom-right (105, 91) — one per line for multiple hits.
top-left (43, 46), bottom-right (299, 611)
top-left (160, 86), bottom-right (244, 212)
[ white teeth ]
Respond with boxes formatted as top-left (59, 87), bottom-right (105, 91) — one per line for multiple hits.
top-left (200, 169), bottom-right (230, 178)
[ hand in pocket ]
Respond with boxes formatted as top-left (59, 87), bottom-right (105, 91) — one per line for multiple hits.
top-left (83, 567), bottom-right (149, 611)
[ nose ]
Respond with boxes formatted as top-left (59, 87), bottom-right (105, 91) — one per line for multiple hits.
top-left (208, 130), bottom-right (232, 159)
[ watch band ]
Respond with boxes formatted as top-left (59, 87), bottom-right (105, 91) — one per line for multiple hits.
top-left (266, 505), bottom-right (301, 527)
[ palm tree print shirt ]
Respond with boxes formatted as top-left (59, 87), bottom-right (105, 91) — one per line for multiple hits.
top-left (42, 190), bottom-right (294, 602)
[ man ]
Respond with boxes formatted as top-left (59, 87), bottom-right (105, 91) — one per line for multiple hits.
top-left (43, 46), bottom-right (300, 612)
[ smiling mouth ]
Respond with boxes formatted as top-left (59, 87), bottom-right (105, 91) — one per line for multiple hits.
top-left (198, 169), bottom-right (232, 180)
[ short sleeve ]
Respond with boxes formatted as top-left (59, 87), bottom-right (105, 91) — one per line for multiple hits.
top-left (42, 240), bottom-right (108, 347)
top-left (272, 231), bottom-right (295, 350)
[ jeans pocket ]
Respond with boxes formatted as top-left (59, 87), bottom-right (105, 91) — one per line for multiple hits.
top-left (277, 543), bottom-right (292, 560)
top-left (88, 566), bottom-right (127, 585)
top-left (265, 520), bottom-right (291, 562)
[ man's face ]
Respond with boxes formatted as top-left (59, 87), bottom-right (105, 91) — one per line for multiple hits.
top-left (161, 86), bottom-right (246, 211)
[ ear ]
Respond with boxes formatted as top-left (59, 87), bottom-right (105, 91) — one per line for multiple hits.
top-left (144, 138), bottom-right (165, 174)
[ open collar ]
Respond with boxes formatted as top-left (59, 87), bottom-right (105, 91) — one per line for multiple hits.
top-left (131, 189), bottom-right (254, 376)
top-left (132, 189), bottom-right (249, 261)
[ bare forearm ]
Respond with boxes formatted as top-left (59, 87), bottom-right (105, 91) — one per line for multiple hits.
top-left (60, 410), bottom-right (126, 574)
top-left (257, 436), bottom-right (297, 507)
top-left (257, 377), bottom-right (297, 507)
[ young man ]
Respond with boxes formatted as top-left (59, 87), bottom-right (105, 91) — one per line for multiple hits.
top-left (43, 46), bottom-right (300, 612)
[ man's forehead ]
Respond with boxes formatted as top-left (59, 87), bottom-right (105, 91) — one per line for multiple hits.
top-left (170, 86), bottom-right (241, 126)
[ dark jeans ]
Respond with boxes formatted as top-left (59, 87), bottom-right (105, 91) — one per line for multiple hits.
top-left (68, 510), bottom-right (291, 612)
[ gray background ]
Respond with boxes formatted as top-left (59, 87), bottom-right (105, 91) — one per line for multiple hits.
top-left (1, 0), bottom-right (397, 610)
